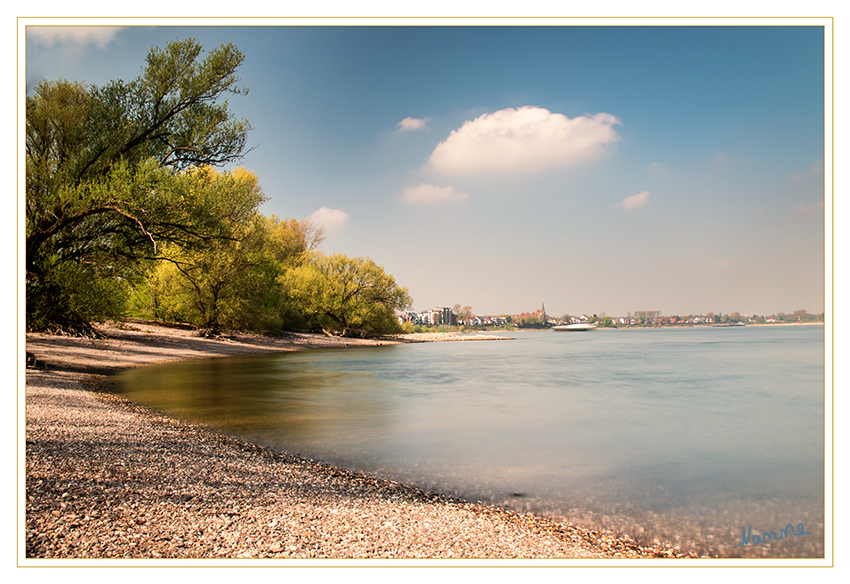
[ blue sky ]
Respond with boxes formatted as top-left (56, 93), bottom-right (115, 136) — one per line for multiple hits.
top-left (23, 21), bottom-right (828, 317)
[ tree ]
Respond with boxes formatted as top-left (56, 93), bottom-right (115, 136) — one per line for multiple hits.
top-left (128, 167), bottom-right (263, 333)
top-left (135, 208), bottom-right (324, 335)
top-left (281, 254), bottom-right (412, 337)
top-left (26, 38), bottom-right (253, 333)
top-left (460, 305), bottom-right (474, 326)
top-left (517, 316), bottom-right (545, 329)
top-left (793, 309), bottom-right (811, 322)
top-left (451, 304), bottom-right (474, 326)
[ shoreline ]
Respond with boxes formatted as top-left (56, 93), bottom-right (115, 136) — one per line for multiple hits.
top-left (428, 322), bottom-right (825, 335)
top-left (24, 321), bottom-right (695, 560)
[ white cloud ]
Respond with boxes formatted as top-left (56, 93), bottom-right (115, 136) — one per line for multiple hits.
top-left (426, 106), bottom-right (620, 176)
top-left (648, 161), bottom-right (669, 174)
top-left (396, 117), bottom-right (431, 131)
top-left (402, 183), bottom-right (469, 204)
top-left (715, 260), bottom-right (730, 268)
top-left (617, 190), bottom-right (650, 210)
top-left (27, 27), bottom-right (123, 48)
top-left (306, 207), bottom-right (349, 231)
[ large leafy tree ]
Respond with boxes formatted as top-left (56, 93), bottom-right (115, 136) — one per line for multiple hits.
top-left (26, 39), bottom-right (255, 333)
top-left (281, 254), bottom-right (412, 337)
top-left (136, 209), bottom-right (325, 335)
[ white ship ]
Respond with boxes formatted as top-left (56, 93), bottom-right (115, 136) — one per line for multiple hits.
top-left (553, 323), bottom-right (596, 332)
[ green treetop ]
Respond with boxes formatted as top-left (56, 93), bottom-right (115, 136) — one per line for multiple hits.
top-left (26, 39), bottom-right (255, 333)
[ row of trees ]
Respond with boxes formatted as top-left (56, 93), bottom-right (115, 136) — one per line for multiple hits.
top-left (642, 311), bottom-right (824, 324)
top-left (26, 38), bottom-right (410, 337)
top-left (450, 309), bottom-right (824, 331)
top-left (772, 310), bottom-right (825, 323)
top-left (598, 311), bottom-right (824, 326)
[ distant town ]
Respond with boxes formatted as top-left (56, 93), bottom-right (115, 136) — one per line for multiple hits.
top-left (398, 305), bottom-right (824, 332)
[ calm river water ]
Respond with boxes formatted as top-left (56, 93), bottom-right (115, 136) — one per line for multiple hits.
top-left (117, 325), bottom-right (825, 558)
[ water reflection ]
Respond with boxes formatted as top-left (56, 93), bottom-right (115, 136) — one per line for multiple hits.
top-left (117, 326), bottom-right (825, 558)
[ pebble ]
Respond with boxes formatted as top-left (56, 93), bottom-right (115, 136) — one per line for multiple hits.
top-left (24, 322), bottom-right (696, 560)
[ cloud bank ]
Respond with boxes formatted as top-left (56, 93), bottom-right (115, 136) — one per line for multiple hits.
top-left (28, 27), bottom-right (123, 48)
top-left (426, 106), bottom-right (620, 176)
top-left (618, 190), bottom-right (651, 210)
top-left (396, 117), bottom-right (431, 131)
top-left (306, 207), bottom-right (349, 231)
top-left (402, 183), bottom-right (469, 204)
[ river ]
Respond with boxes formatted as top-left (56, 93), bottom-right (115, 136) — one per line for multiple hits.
top-left (116, 325), bottom-right (825, 558)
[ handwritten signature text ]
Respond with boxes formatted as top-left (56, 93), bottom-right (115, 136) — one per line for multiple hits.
top-left (738, 523), bottom-right (810, 546)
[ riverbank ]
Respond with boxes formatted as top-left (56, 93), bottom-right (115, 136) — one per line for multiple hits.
top-left (24, 321), bottom-right (694, 561)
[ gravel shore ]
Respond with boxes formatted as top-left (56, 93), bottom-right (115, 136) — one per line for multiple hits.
top-left (24, 321), bottom-right (691, 561)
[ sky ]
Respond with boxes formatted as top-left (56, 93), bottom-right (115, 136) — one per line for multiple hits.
top-left (22, 19), bottom-right (830, 318)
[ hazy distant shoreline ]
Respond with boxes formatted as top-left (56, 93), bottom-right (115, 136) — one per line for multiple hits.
top-left (466, 321), bottom-right (825, 334)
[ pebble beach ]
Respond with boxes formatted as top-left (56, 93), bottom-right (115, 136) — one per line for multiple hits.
top-left (24, 321), bottom-right (694, 561)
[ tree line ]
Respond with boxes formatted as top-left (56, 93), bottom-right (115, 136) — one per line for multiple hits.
top-left (26, 38), bottom-right (411, 338)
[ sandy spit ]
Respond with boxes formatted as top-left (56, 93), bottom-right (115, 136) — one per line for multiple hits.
top-left (24, 320), bottom-right (691, 561)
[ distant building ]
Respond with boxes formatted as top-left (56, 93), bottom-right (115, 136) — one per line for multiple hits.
top-left (400, 307), bottom-right (457, 326)
top-left (428, 307), bottom-right (456, 326)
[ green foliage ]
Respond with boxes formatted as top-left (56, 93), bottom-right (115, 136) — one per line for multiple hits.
top-left (26, 38), bottom-right (414, 338)
top-left (131, 206), bottom-right (323, 335)
top-left (516, 316), bottom-right (546, 329)
top-left (26, 39), bottom-right (253, 333)
top-left (598, 316), bottom-right (616, 327)
top-left (26, 260), bottom-right (131, 335)
top-left (401, 321), bottom-right (415, 334)
top-left (281, 254), bottom-right (412, 337)
top-left (400, 322), bottom-right (442, 334)
top-left (776, 310), bottom-right (823, 323)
